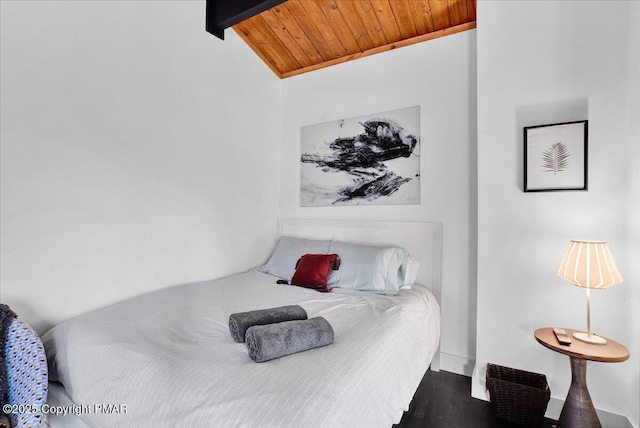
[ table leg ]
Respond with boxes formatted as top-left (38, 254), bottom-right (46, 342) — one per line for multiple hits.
top-left (558, 357), bottom-right (601, 428)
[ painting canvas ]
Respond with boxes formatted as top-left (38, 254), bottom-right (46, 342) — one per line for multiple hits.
top-left (524, 120), bottom-right (588, 192)
top-left (300, 106), bottom-right (420, 206)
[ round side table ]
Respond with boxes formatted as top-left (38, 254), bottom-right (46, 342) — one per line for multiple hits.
top-left (534, 327), bottom-right (629, 428)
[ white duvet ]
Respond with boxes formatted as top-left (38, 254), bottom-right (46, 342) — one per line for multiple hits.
top-left (42, 269), bottom-right (440, 428)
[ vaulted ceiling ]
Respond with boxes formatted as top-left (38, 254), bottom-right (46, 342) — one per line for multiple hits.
top-left (232, 0), bottom-right (476, 79)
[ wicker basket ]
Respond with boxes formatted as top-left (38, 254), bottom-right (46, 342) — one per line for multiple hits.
top-left (486, 363), bottom-right (550, 427)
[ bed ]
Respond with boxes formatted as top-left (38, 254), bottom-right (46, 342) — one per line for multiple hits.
top-left (42, 219), bottom-right (442, 428)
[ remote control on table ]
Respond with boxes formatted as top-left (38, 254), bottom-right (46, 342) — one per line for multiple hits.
top-left (553, 328), bottom-right (572, 346)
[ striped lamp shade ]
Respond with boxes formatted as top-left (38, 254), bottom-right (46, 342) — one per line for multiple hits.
top-left (558, 240), bottom-right (624, 289)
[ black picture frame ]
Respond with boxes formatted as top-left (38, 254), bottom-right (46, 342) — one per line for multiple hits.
top-left (524, 120), bottom-right (588, 192)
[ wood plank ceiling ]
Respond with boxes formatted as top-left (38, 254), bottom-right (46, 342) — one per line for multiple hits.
top-left (233, 0), bottom-right (476, 79)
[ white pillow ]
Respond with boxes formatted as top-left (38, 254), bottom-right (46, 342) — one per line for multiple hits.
top-left (400, 257), bottom-right (420, 289)
top-left (259, 236), bottom-right (332, 280)
top-left (327, 241), bottom-right (410, 295)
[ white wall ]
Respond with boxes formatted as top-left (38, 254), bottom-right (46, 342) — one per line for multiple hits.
top-left (0, 1), bottom-right (281, 334)
top-left (475, 1), bottom-right (639, 426)
top-left (625, 3), bottom-right (640, 425)
top-left (280, 31), bottom-right (478, 375)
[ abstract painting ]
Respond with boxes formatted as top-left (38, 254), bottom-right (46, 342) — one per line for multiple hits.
top-left (524, 120), bottom-right (588, 192)
top-left (300, 106), bottom-right (420, 206)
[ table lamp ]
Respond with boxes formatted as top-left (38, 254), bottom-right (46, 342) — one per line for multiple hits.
top-left (557, 240), bottom-right (623, 345)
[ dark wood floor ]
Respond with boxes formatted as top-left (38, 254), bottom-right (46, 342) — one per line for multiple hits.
top-left (395, 370), bottom-right (557, 428)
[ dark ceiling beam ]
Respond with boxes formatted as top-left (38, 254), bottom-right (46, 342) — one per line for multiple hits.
top-left (206, 0), bottom-right (287, 40)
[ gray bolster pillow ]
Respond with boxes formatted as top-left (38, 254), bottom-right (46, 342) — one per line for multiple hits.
top-left (229, 305), bottom-right (307, 343)
top-left (245, 317), bottom-right (334, 363)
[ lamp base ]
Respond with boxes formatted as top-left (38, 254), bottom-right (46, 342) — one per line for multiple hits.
top-left (573, 331), bottom-right (608, 345)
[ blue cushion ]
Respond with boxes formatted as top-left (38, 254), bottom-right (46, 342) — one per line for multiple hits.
top-left (5, 320), bottom-right (48, 428)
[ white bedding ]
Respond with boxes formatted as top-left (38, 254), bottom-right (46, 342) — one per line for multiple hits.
top-left (42, 269), bottom-right (440, 428)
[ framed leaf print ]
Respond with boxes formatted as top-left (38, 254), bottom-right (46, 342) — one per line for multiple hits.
top-left (524, 120), bottom-right (588, 192)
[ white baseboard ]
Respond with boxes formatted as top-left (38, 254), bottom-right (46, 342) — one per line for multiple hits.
top-left (439, 352), bottom-right (475, 377)
top-left (470, 362), bottom-right (633, 427)
top-left (471, 361), bottom-right (489, 401)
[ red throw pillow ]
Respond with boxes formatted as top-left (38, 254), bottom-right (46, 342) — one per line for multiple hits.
top-left (291, 254), bottom-right (340, 292)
